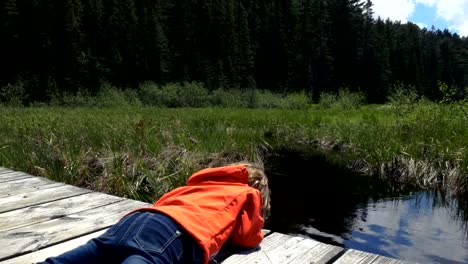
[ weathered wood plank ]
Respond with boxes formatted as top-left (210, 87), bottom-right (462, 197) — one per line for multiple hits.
top-left (0, 176), bottom-right (54, 190)
top-left (213, 229), bottom-right (272, 263)
top-left (289, 241), bottom-right (344, 264)
top-left (222, 232), bottom-right (343, 264)
top-left (259, 235), bottom-right (312, 263)
top-left (0, 183), bottom-right (64, 199)
top-left (0, 168), bottom-right (13, 174)
top-left (333, 249), bottom-right (409, 264)
top-left (0, 199), bottom-right (147, 261)
top-left (0, 192), bottom-right (127, 232)
top-left (222, 232), bottom-right (296, 264)
top-left (0, 185), bottom-right (92, 213)
top-left (267, 235), bottom-right (343, 264)
top-left (0, 172), bottom-right (34, 183)
top-left (1, 230), bottom-right (107, 264)
top-left (0, 177), bottom-right (56, 195)
top-left (220, 234), bottom-right (273, 264)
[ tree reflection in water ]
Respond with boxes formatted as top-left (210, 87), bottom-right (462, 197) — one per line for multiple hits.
top-left (264, 148), bottom-right (468, 264)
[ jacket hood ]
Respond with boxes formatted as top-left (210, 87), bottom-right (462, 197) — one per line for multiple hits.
top-left (187, 165), bottom-right (249, 186)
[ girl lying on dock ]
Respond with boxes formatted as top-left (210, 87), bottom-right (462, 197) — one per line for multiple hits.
top-left (39, 163), bottom-right (270, 264)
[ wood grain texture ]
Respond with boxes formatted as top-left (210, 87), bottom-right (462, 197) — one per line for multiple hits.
top-left (0, 192), bottom-right (126, 232)
top-left (0, 177), bottom-right (57, 196)
top-left (212, 229), bottom-right (273, 263)
top-left (0, 172), bottom-right (34, 183)
top-left (289, 241), bottom-right (344, 264)
top-left (0, 176), bottom-right (54, 190)
top-left (0, 199), bottom-right (147, 261)
top-left (333, 249), bottom-right (409, 264)
top-left (0, 183), bottom-right (64, 198)
top-left (222, 232), bottom-right (343, 264)
top-left (1, 230), bottom-right (107, 264)
top-left (0, 185), bottom-right (91, 213)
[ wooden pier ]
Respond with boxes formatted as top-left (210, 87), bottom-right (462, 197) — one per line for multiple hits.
top-left (0, 167), bottom-right (411, 263)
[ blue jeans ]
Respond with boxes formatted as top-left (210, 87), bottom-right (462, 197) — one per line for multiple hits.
top-left (39, 212), bottom-right (204, 264)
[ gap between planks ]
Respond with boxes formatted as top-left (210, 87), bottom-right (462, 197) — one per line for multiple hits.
top-left (0, 184), bottom-right (92, 214)
top-left (0, 172), bottom-right (35, 183)
top-left (0, 199), bottom-right (147, 261)
top-left (222, 232), bottom-right (344, 264)
top-left (0, 192), bottom-right (129, 232)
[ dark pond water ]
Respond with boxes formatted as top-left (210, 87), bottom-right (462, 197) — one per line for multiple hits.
top-left (265, 148), bottom-right (468, 264)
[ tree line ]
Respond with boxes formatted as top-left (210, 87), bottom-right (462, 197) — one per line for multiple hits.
top-left (1, 0), bottom-right (467, 104)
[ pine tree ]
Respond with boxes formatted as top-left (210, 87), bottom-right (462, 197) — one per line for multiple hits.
top-left (1, 0), bottom-right (20, 86)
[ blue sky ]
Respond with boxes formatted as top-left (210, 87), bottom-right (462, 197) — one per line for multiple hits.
top-left (369, 0), bottom-right (468, 36)
top-left (409, 3), bottom-right (450, 31)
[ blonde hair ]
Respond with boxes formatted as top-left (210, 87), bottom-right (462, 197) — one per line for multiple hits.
top-left (232, 162), bottom-right (271, 220)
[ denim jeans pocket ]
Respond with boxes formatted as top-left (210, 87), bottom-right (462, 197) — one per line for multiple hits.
top-left (106, 212), bottom-right (140, 237)
top-left (134, 213), bottom-right (183, 255)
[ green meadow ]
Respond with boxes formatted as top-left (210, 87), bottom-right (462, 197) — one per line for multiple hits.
top-left (0, 92), bottom-right (466, 202)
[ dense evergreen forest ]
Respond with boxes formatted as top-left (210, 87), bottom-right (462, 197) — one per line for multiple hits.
top-left (1, 0), bottom-right (467, 103)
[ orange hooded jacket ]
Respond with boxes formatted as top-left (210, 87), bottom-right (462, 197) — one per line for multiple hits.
top-left (132, 165), bottom-right (264, 264)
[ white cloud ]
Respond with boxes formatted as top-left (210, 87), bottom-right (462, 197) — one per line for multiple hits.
top-left (434, 0), bottom-right (466, 21)
top-left (370, 0), bottom-right (416, 22)
top-left (350, 195), bottom-right (468, 263)
top-left (370, 0), bottom-right (468, 36)
top-left (457, 20), bottom-right (468, 36)
top-left (433, 0), bottom-right (468, 36)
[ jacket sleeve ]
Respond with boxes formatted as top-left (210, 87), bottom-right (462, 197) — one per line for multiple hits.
top-left (229, 190), bottom-right (264, 248)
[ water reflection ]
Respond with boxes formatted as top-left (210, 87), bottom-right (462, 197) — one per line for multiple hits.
top-left (340, 192), bottom-right (468, 263)
top-left (265, 148), bottom-right (468, 264)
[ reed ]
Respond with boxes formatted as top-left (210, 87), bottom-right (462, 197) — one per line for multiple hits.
top-left (0, 101), bottom-right (466, 202)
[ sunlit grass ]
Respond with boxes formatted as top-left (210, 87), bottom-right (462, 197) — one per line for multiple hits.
top-left (0, 103), bottom-right (466, 202)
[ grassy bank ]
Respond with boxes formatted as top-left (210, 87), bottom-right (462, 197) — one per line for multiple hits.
top-left (0, 102), bottom-right (466, 202)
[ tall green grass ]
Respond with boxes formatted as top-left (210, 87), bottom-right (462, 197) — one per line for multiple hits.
top-left (0, 99), bottom-right (466, 202)
top-left (0, 82), bottom-right (466, 201)
top-left (318, 88), bottom-right (366, 110)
